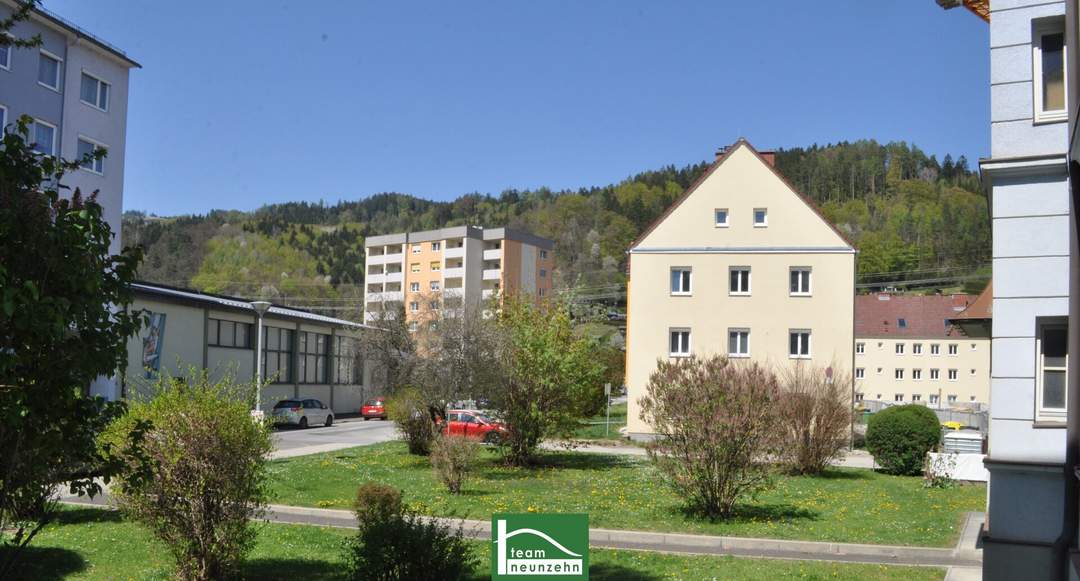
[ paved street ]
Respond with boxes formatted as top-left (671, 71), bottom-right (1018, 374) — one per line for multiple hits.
top-left (271, 417), bottom-right (397, 459)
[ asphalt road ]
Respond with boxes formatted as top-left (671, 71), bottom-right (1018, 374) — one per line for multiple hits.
top-left (271, 417), bottom-right (397, 459)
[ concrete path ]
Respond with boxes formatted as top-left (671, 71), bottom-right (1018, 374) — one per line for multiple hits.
top-left (60, 495), bottom-right (983, 569)
top-left (271, 416), bottom-right (396, 459)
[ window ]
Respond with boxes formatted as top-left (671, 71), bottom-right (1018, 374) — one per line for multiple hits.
top-left (729, 267), bottom-right (751, 295)
top-left (540, 269), bottom-right (547, 278)
top-left (912, 369), bottom-right (922, 381)
top-left (540, 250), bottom-right (548, 260)
top-left (929, 394), bottom-right (940, 405)
top-left (430, 281), bottom-right (440, 291)
top-left (670, 267), bottom-right (692, 295)
top-left (753, 208), bottom-right (767, 227)
top-left (948, 369), bottom-right (958, 381)
top-left (855, 393), bottom-right (864, 402)
top-left (410, 263), bottom-right (420, 273)
top-left (970, 368), bottom-right (977, 376)
top-left (0, 41), bottom-right (9, 71)
top-left (409, 302), bottom-right (419, 312)
top-left (877, 367), bottom-right (883, 375)
top-left (728, 328), bottom-right (749, 358)
top-left (1037, 321), bottom-right (1068, 419)
top-left (930, 344), bottom-right (940, 356)
top-left (430, 261), bottom-right (440, 271)
top-left (297, 332), bottom-right (329, 384)
top-left (894, 394), bottom-right (904, 402)
top-left (913, 343), bottom-right (922, 355)
top-left (431, 242), bottom-right (441, 251)
top-left (948, 344), bottom-right (958, 356)
top-left (334, 336), bottom-right (360, 385)
top-left (31, 119), bottom-right (56, 156)
top-left (855, 368), bottom-right (865, 379)
top-left (895, 368), bottom-right (904, 380)
top-left (410, 282), bottom-right (420, 292)
top-left (208, 318), bottom-right (252, 348)
top-left (912, 394), bottom-right (922, 402)
top-left (429, 301), bottom-right (439, 310)
top-left (971, 343), bottom-right (977, 351)
top-left (895, 343), bottom-right (905, 355)
top-left (789, 330), bottom-right (811, 359)
top-left (261, 327), bottom-right (293, 384)
top-left (669, 329), bottom-right (691, 357)
top-left (408, 321), bottom-right (418, 332)
top-left (856, 342), bottom-right (865, 354)
top-left (0, 105), bottom-right (6, 133)
top-left (79, 72), bottom-right (110, 111)
top-left (38, 50), bottom-right (61, 91)
top-left (789, 267), bottom-right (811, 296)
top-left (898, 318), bottom-right (907, 329)
top-left (77, 137), bottom-right (106, 175)
top-left (411, 244), bottom-right (421, 254)
top-left (538, 287), bottom-right (546, 298)
top-left (1034, 21), bottom-right (1067, 123)
top-left (948, 394), bottom-right (958, 404)
top-left (714, 208), bottom-right (729, 227)
top-left (930, 369), bottom-right (940, 380)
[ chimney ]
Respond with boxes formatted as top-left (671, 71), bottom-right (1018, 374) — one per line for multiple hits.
top-left (715, 146), bottom-right (729, 161)
top-left (759, 151), bottom-right (776, 167)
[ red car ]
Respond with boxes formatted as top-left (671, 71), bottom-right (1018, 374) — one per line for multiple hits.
top-left (440, 409), bottom-right (508, 444)
top-left (361, 397), bottom-right (387, 420)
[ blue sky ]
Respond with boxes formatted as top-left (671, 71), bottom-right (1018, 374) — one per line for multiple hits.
top-left (46, 1), bottom-right (989, 216)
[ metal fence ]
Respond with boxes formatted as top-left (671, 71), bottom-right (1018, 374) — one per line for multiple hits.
top-left (859, 400), bottom-right (989, 432)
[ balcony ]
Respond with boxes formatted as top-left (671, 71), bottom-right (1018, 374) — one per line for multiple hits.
top-left (367, 252), bottom-right (403, 266)
top-left (483, 248), bottom-right (502, 261)
top-left (443, 288), bottom-right (464, 299)
top-left (366, 272), bottom-right (385, 285)
top-left (443, 266), bottom-right (465, 279)
top-left (366, 290), bottom-right (403, 303)
top-left (385, 271), bottom-right (403, 284)
top-left (444, 246), bottom-right (465, 259)
top-left (482, 268), bottom-right (501, 281)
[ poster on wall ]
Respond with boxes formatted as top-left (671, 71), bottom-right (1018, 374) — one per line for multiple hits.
top-left (142, 312), bottom-right (166, 379)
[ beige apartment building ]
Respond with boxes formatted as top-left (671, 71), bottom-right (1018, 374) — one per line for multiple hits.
top-left (854, 293), bottom-right (990, 408)
top-left (624, 139), bottom-right (857, 439)
top-left (363, 226), bottom-right (554, 328)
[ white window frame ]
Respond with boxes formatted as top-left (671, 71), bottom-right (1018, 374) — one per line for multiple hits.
top-left (76, 135), bottom-right (107, 175)
top-left (948, 344), bottom-right (958, 356)
top-left (895, 368), bottom-right (904, 381)
top-left (431, 241), bottom-right (441, 251)
top-left (929, 394), bottom-right (940, 405)
top-left (930, 368), bottom-right (940, 380)
top-left (856, 342), bottom-right (865, 355)
top-left (79, 70), bottom-right (110, 112)
top-left (912, 368), bottom-right (922, 381)
top-left (913, 343), bottom-right (922, 355)
top-left (912, 394), bottom-right (922, 402)
top-left (31, 118), bottom-right (57, 156)
top-left (1033, 19), bottom-right (1068, 124)
top-left (789, 329), bottom-right (811, 359)
top-left (538, 287), bottom-right (546, 298)
top-left (409, 282), bottom-right (420, 292)
top-left (855, 367), bottom-right (865, 379)
top-left (948, 369), bottom-right (958, 381)
top-left (789, 267), bottom-right (811, 296)
top-left (408, 321), bottom-right (419, 332)
top-left (429, 280), bottom-right (440, 291)
top-left (1036, 320), bottom-right (1068, 421)
top-left (714, 208), bottom-right (729, 228)
top-left (753, 208), bottom-right (768, 227)
top-left (669, 328), bottom-right (691, 358)
top-left (0, 104), bottom-right (6, 133)
top-left (409, 301), bottom-right (419, 313)
top-left (895, 343), bottom-right (905, 355)
top-left (971, 343), bottom-right (978, 351)
top-left (540, 250), bottom-right (548, 260)
top-left (727, 328), bottom-right (750, 358)
top-left (38, 49), bottom-right (62, 92)
top-left (930, 343), bottom-right (940, 356)
top-left (948, 394), bottom-right (958, 404)
top-left (670, 267), bottom-right (692, 296)
top-left (411, 244), bottom-right (421, 254)
top-left (0, 35), bottom-right (10, 71)
top-left (894, 393), bottom-right (904, 402)
top-left (729, 266), bottom-right (751, 296)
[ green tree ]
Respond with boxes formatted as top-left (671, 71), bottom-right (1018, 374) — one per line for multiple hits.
top-left (0, 112), bottom-right (143, 572)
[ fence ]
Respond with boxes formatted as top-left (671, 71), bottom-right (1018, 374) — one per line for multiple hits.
top-left (858, 400), bottom-right (989, 432)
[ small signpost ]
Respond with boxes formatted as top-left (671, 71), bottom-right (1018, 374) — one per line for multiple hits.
top-left (604, 383), bottom-right (612, 437)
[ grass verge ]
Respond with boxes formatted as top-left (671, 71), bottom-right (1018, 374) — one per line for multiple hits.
top-left (571, 402), bottom-right (628, 441)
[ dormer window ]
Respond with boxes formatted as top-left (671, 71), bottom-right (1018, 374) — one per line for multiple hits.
top-left (1034, 20), bottom-right (1067, 123)
top-left (753, 208), bottom-right (768, 227)
top-left (714, 209), bottom-right (729, 228)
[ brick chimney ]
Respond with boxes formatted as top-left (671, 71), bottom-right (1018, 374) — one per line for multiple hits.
top-left (758, 151), bottom-right (776, 167)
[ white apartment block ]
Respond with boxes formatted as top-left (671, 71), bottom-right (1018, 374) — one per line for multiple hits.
top-left (624, 139), bottom-right (856, 439)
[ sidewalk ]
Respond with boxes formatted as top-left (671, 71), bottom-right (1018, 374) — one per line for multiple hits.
top-left (61, 494), bottom-right (982, 569)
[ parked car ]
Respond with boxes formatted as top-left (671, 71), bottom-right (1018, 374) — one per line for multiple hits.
top-left (361, 397), bottom-right (387, 420)
top-left (272, 398), bottom-right (333, 429)
top-left (438, 409), bottom-right (509, 444)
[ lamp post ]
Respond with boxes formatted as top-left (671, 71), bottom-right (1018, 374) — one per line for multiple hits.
top-left (251, 300), bottom-right (272, 419)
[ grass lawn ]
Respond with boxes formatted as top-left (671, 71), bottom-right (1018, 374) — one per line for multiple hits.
top-left (9, 507), bottom-right (944, 580)
top-left (266, 442), bottom-right (985, 548)
top-left (571, 402), bottom-right (628, 441)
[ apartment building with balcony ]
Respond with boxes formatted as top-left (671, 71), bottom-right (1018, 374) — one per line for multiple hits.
top-left (363, 226), bottom-right (554, 327)
top-left (853, 293), bottom-right (990, 408)
top-left (623, 139), bottom-right (857, 439)
top-left (0, 0), bottom-right (140, 254)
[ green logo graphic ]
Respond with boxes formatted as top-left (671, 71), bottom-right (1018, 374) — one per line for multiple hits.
top-left (491, 513), bottom-right (588, 579)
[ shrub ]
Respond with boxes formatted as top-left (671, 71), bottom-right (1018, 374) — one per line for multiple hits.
top-left (638, 355), bottom-right (780, 520)
top-left (923, 453), bottom-right (957, 489)
top-left (430, 434), bottom-right (480, 494)
top-left (346, 482), bottom-right (476, 581)
top-left (776, 364), bottom-right (853, 475)
top-left (865, 404), bottom-right (942, 475)
top-left (386, 388), bottom-right (435, 455)
top-left (100, 369), bottom-right (272, 581)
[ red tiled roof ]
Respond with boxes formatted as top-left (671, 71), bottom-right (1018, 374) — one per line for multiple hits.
top-left (855, 293), bottom-right (975, 338)
top-left (952, 282), bottom-right (991, 321)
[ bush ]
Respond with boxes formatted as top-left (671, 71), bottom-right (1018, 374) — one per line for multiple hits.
top-left (100, 370), bottom-right (272, 581)
top-left (865, 404), bottom-right (942, 475)
top-left (638, 355), bottom-right (780, 520)
top-left (776, 364), bottom-right (853, 475)
top-left (386, 388), bottom-right (435, 455)
top-left (346, 482), bottom-right (476, 581)
top-left (430, 434), bottom-right (480, 494)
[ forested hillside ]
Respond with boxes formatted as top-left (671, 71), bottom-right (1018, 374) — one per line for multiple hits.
top-left (123, 139), bottom-right (989, 315)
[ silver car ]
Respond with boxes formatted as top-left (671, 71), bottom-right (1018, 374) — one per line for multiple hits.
top-left (272, 398), bottom-right (334, 429)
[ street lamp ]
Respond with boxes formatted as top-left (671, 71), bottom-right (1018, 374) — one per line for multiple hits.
top-left (251, 300), bottom-right (272, 417)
